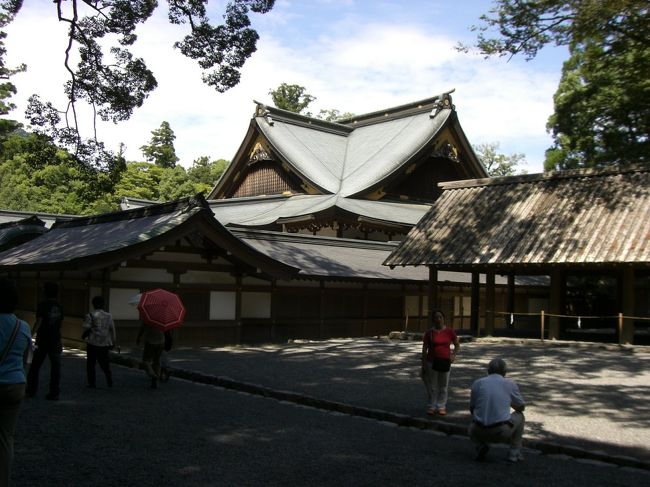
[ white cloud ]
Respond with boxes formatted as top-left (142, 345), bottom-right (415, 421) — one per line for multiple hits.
top-left (2, 2), bottom-right (562, 174)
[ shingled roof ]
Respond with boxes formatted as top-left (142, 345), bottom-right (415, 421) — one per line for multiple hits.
top-left (209, 91), bottom-right (487, 201)
top-left (384, 164), bottom-right (650, 272)
top-left (0, 196), bottom-right (298, 278)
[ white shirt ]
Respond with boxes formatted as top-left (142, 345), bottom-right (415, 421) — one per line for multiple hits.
top-left (83, 309), bottom-right (116, 347)
top-left (470, 373), bottom-right (525, 426)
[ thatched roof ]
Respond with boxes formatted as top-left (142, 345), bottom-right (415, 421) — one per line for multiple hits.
top-left (384, 164), bottom-right (650, 272)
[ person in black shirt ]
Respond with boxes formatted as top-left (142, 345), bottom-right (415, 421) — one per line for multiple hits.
top-left (26, 282), bottom-right (64, 400)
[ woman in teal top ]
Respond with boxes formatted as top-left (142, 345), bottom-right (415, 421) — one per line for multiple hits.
top-left (0, 278), bottom-right (32, 487)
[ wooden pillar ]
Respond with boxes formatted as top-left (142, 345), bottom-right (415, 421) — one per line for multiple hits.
top-left (418, 285), bottom-right (424, 331)
top-left (319, 281), bottom-right (326, 339)
top-left (235, 275), bottom-right (242, 344)
top-left (485, 271), bottom-right (495, 336)
top-left (428, 266), bottom-right (438, 327)
top-left (470, 271), bottom-right (480, 336)
top-left (362, 283), bottom-right (368, 336)
top-left (507, 274), bottom-right (516, 311)
top-left (270, 279), bottom-right (277, 341)
top-left (620, 267), bottom-right (635, 344)
top-left (549, 268), bottom-right (565, 340)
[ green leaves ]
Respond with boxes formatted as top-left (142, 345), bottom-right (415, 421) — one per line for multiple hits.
top-left (140, 121), bottom-right (179, 169)
top-left (269, 83), bottom-right (316, 115)
top-left (466, 0), bottom-right (650, 169)
top-left (473, 142), bottom-right (526, 176)
top-left (3, 1), bottom-right (274, 170)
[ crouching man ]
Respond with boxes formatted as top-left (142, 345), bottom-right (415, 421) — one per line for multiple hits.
top-left (468, 357), bottom-right (526, 463)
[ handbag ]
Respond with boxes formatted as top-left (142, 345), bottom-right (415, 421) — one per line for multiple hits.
top-left (432, 357), bottom-right (451, 372)
top-left (82, 313), bottom-right (93, 340)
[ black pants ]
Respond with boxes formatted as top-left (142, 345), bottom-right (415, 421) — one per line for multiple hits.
top-left (26, 346), bottom-right (61, 397)
top-left (86, 344), bottom-right (112, 387)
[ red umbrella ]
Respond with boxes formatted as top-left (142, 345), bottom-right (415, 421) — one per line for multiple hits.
top-left (137, 289), bottom-right (186, 331)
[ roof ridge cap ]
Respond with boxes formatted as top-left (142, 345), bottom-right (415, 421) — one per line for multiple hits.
top-left (53, 194), bottom-right (208, 229)
top-left (439, 163), bottom-right (649, 190)
top-left (254, 102), bottom-right (353, 135)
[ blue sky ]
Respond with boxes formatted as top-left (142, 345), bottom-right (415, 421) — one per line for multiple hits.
top-left (4, 1), bottom-right (568, 174)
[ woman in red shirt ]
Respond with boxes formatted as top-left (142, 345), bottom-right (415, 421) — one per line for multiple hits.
top-left (421, 309), bottom-right (460, 416)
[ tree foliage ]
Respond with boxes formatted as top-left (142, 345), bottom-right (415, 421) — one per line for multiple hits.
top-left (269, 83), bottom-right (355, 121)
top-left (269, 83), bottom-right (316, 115)
top-left (2, 0), bottom-right (275, 169)
top-left (140, 121), bottom-right (179, 168)
top-left (473, 142), bottom-right (526, 176)
top-left (0, 2), bottom-right (24, 137)
top-left (464, 0), bottom-right (650, 170)
top-left (0, 129), bottom-right (228, 214)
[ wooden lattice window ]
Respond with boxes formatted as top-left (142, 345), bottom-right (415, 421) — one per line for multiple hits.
top-left (233, 162), bottom-right (302, 197)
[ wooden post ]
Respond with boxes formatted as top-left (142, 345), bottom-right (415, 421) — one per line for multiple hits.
top-left (540, 310), bottom-right (545, 342)
top-left (235, 275), bottom-right (242, 344)
top-left (470, 271), bottom-right (480, 337)
top-left (618, 313), bottom-right (624, 344)
top-left (549, 268), bottom-right (565, 340)
top-left (428, 266), bottom-right (438, 327)
top-left (620, 267), bottom-right (635, 344)
top-left (507, 274), bottom-right (515, 327)
top-left (485, 271), bottom-right (495, 336)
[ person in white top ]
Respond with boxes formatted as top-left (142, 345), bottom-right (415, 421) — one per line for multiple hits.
top-left (82, 296), bottom-right (116, 388)
top-left (468, 357), bottom-right (526, 463)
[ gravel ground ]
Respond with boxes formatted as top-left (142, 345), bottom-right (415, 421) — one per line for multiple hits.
top-left (11, 347), bottom-right (650, 487)
top-left (130, 337), bottom-right (650, 463)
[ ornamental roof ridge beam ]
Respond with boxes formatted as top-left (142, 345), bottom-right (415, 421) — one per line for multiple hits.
top-left (53, 194), bottom-right (211, 230)
top-left (254, 100), bottom-right (353, 135)
top-left (337, 89), bottom-right (456, 128)
top-left (207, 193), bottom-right (292, 207)
top-left (439, 162), bottom-right (650, 191)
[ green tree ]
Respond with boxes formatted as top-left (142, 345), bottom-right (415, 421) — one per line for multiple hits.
top-left (140, 121), bottom-right (179, 168)
top-left (473, 142), bottom-right (526, 177)
top-left (463, 1), bottom-right (650, 169)
top-left (316, 109), bottom-right (356, 122)
top-left (0, 4), bottom-right (25, 138)
top-left (269, 83), bottom-right (316, 115)
top-left (187, 156), bottom-right (229, 194)
top-left (269, 83), bottom-right (356, 121)
top-left (2, 1), bottom-right (275, 169)
top-left (112, 162), bottom-right (165, 202)
top-left (0, 131), bottom-right (122, 214)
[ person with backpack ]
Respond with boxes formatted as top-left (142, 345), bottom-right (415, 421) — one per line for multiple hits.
top-left (421, 309), bottom-right (460, 416)
top-left (26, 282), bottom-right (64, 401)
top-left (82, 296), bottom-right (116, 389)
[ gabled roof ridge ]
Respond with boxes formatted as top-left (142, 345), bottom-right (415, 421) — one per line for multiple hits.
top-left (0, 208), bottom-right (77, 221)
top-left (231, 226), bottom-right (399, 251)
top-left (0, 215), bottom-right (46, 230)
top-left (439, 163), bottom-right (650, 191)
top-left (254, 101), bottom-right (353, 135)
top-left (53, 195), bottom-right (210, 229)
top-left (338, 89), bottom-right (455, 127)
top-left (253, 89), bottom-right (456, 133)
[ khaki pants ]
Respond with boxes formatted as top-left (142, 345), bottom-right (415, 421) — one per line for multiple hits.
top-left (468, 411), bottom-right (525, 449)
